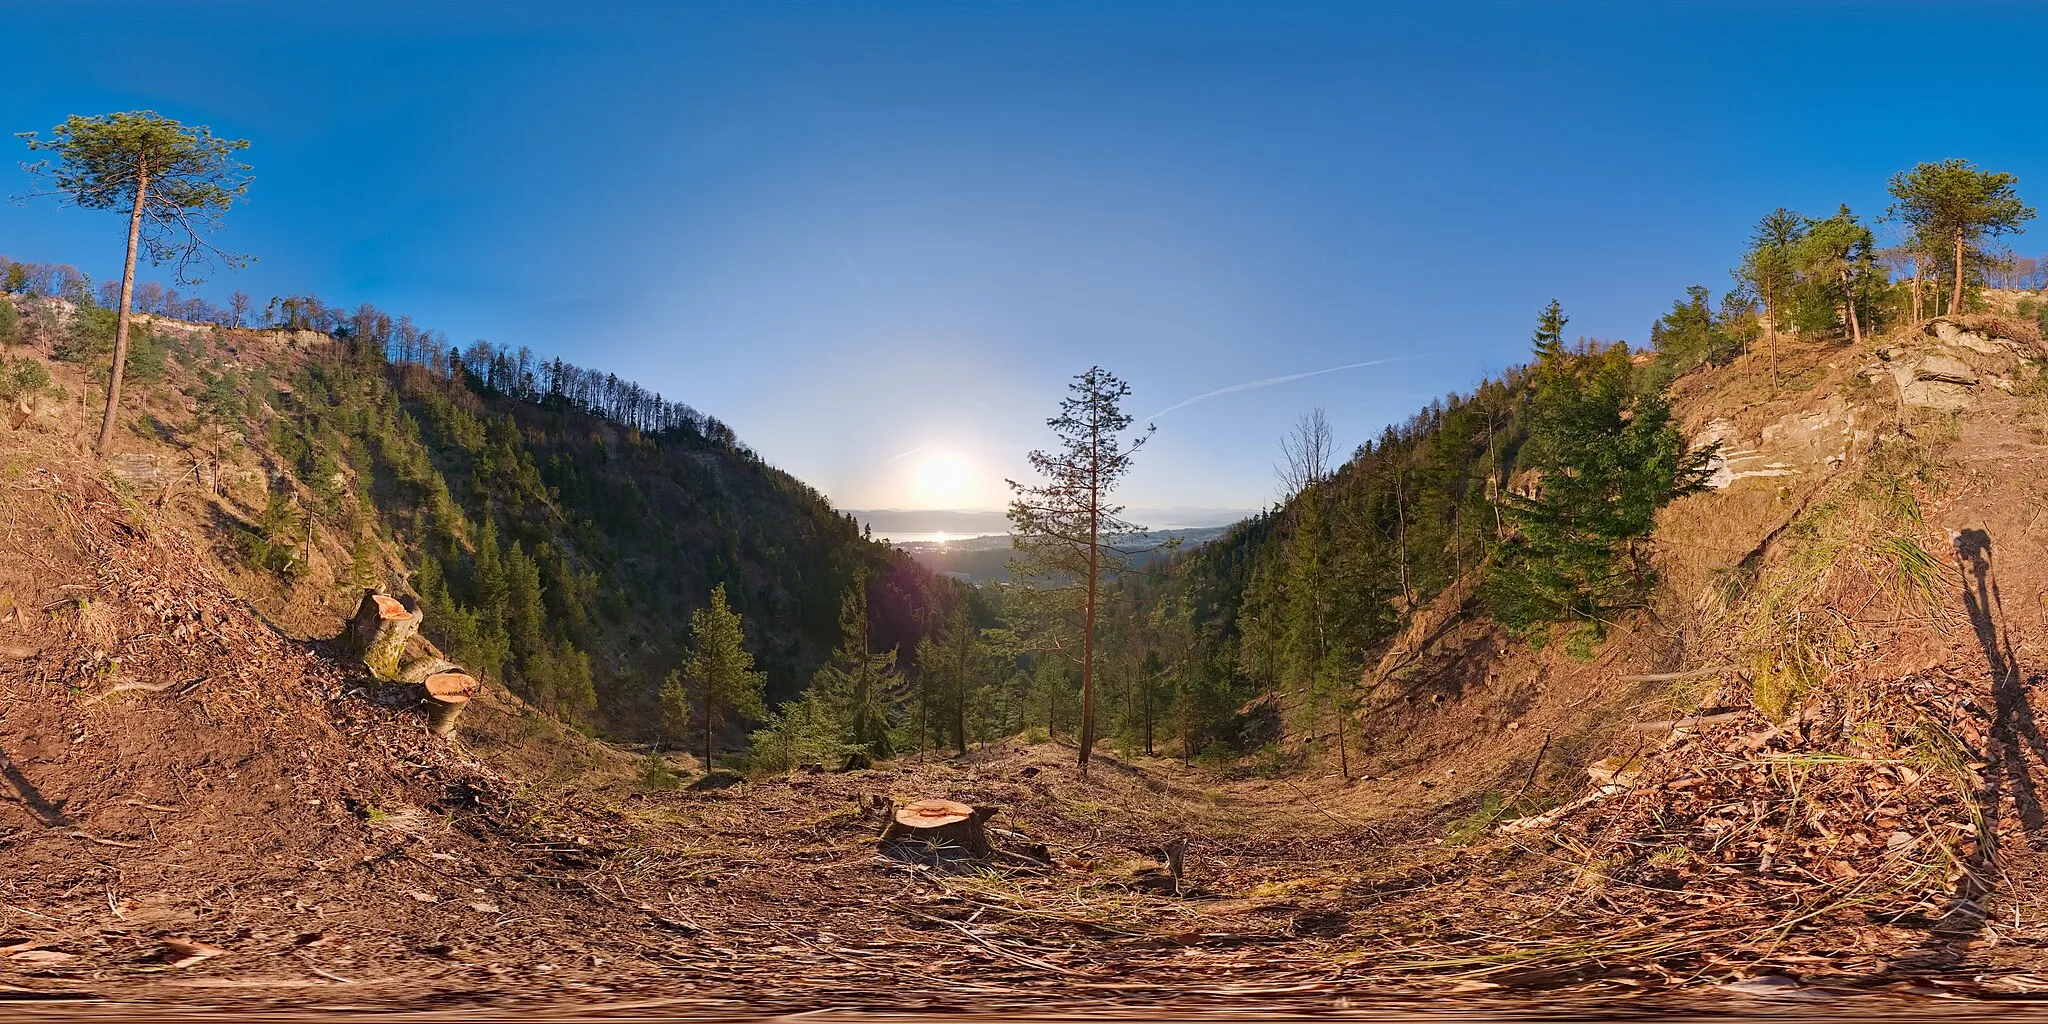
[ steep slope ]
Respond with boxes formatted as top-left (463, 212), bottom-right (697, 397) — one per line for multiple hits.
top-left (1, 293), bottom-right (955, 742)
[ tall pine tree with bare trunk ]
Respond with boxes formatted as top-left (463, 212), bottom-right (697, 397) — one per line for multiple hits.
top-left (17, 112), bottom-right (252, 455)
top-left (1886, 160), bottom-right (2034, 318)
top-left (1007, 367), bottom-right (1151, 772)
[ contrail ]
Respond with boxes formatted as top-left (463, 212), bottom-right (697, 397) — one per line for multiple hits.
top-left (837, 244), bottom-right (870, 294)
top-left (1146, 356), bottom-right (1413, 421)
top-left (885, 441), bottom-right (937, 463)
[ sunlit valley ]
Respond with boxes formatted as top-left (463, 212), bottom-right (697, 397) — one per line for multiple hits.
top-left (8, 4), bottom-right (2048, 1020)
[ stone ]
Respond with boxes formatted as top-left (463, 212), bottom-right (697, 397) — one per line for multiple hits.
top-left (107, 453), bottom-right (164, 487)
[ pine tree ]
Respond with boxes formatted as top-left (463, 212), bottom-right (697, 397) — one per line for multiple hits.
top-left (681, 583), bottom-right (766, 770)
top-left (1887, 160), bottom-right (2035, 317)
top-left (1792, 206), bottom-right (1880, 344)
top-left (18, 112), bottom-right (253, 454)
top-left (1007, 367), bottom-right (1152, 771)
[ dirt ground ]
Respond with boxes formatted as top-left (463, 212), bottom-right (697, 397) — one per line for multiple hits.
top-left (10, 324), bottom-right (2048, 1017)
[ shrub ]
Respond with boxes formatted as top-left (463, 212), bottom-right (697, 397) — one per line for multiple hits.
top-left (0, 356), bottom-right (52, 402)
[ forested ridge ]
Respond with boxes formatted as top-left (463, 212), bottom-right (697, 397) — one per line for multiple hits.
top-left (0, 269), bottom-right (961, 743)
top-left (5, 159), bottom-right (2045, 774)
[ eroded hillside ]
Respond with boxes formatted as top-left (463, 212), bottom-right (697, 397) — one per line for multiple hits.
top-left (9, 299), bottom-right (2048, 1015)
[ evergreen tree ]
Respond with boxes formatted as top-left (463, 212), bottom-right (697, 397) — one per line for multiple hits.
top-left (1485, 311), bottom-right (1715, 633)
top-left (1737, 208), bottom-right (1805, 387)
top-left (808, 571), bottom-right (897, 763)
top-left (1007, 366), bottom-right (1152, 770)
top-left (1792, 205), bottom-right (1881, 344)
top-left (681, 583), bottom-right (766, 769)
top-left (18, 112), bottom-right (253, 454)
top-left (657, 669), bottom-right (691, 752)
top-left (1530, 299), bottom-right (1569, 362)
top-left (1887, 160), bottom-right (2035, 317)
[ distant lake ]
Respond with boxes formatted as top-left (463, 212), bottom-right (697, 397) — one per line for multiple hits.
top-left (874, 531), bottom-right (1008, 546)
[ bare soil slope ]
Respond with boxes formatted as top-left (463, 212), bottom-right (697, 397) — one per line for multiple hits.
top-left (9, 314), bottom-right (2048, 1015)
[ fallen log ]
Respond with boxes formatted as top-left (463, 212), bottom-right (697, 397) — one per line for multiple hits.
top-left (880, 799), bottom-right (994, 860)
top-left (349, 590), bottom-right (421, 681)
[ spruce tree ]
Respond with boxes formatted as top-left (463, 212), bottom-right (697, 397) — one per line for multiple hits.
top-left (1485, 311), bottom-right (1715, 633)
top-left (681, 583), bottom-right (765, 770)
top-left (812, 571), bottom-right (897, 763)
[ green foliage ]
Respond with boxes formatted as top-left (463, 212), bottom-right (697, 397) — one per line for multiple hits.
top-left (350, 534), bottom-right (381, 589)
top-left (0, 297), bottom-right (17, 346)
top-left (808, 573), bottom-right (899, 761)
top-left (637, 753), bottom-right (681, 790)
top-left (239, 491), bottom-right (307, 580)
top-left (55, 303), bottom-right (115, 363)
top-left (0, 356), bottom-right (52, 402)
top-left (682, 583), bottom-right (767, 764)
top-left (657, 670), bottom-right (691, 750)
top-left (1641, 285), bottom-right (1749, 394)
top-left (1006, 366), bottom-right (1152, 763)
top-left (1738, 207), bottom-right (1805, 328)
top-left (17, 111), bottom-right (253, 281)
top-left (1887, 159), bottom-right (2035, 314)
top-left (1483, 314), bottom-right (1716, 634)
top-left (748, 686), bottom-right (853, 775)
top-left (1530, 299), bottom-right (1569, 362)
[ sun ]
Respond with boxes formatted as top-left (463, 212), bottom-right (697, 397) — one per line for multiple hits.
top-left (912, 450), bottom-right (975, 506)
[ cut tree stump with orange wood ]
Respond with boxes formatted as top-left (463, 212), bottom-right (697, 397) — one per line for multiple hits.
top-left (879, 799), bottom-right (995, 860)
top-left (421, 669), bottom-right (481, 737)
top-left (349, 590), bottom-right (421, 681)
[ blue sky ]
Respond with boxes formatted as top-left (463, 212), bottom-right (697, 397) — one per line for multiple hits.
top-left (5, 2), bottom-right (2045, 514)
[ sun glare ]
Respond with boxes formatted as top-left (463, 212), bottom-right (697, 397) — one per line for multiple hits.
top-left (912, 450), bottom-right (974, 506)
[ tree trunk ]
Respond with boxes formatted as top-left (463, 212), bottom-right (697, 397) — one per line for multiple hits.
top-left (1335, 703), bottom-right (1350, 780)
top-left (954, 625), bottom-right (969, 755)
top-left (97, 157), bottom-right (147, 456)
top-left (703, 685), bottom-right (713, 774)
top-left (1912, 261), bottom-right (1925, 322)
top-left (1393, 469), bottom-right (1413, 606)
top-left (1954, 229), bottom-right (1968, 316)
top-left (1079, 415), bottom-right (1100, 771)
top-left (1143, 675), bottom-right (1154, 755)
top-left (1180, 689), bottom-right (1193, 767)
top-left (879, 799), bottom-right (993, 860)
top-left (349, 590), bottom-right (421, 681)
top-left (1843, 271), bottom-right (1862, 344)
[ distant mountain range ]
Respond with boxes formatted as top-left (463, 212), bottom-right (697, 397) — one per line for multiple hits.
top-left (849, 506), bottom-right (1256, 537)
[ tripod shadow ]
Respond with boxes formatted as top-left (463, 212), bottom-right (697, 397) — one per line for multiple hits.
top-left (1955, 528), bottom-right (2048, 835)
top-left (0, 748), bottom-right (73, 828)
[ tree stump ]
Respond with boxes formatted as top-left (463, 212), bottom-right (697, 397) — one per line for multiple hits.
top-left (349, 590), bottom-right (421, 681)
top-left (421, 669), bottom-right (480, 738)
top-left (879, 799), bottom-right (994, 860)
